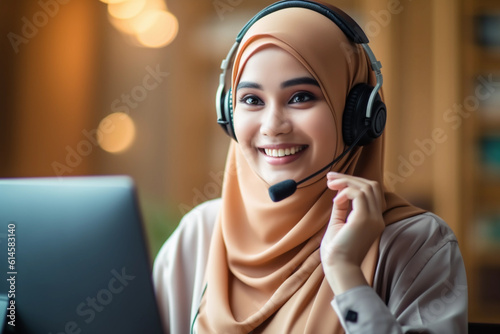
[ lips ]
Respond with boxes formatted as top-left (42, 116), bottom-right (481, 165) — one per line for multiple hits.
top-left (259, 144), bottom-right (308, 165)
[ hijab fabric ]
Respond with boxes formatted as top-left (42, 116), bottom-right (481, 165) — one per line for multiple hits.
top-left (197, 4), bottom-right (424, 333)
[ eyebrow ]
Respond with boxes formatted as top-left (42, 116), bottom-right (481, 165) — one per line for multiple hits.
top-left (236, 81), bottom-right (262, 91)
top-left (281, 77), bottom-right (320, 88)
top-left (236, 77), bottom-right (320, 92)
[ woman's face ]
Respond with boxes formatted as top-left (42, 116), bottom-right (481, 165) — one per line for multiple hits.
top-left (233, 47), bottom-right (337, 186)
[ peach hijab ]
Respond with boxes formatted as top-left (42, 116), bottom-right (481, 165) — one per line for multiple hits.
top-left (197, 3), bottom-right (424, 333)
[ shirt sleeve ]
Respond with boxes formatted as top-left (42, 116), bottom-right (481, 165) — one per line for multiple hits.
top-left (331, 213), bottom-right (468, 334)
top-left (152, 199), bottom-right (220, 334)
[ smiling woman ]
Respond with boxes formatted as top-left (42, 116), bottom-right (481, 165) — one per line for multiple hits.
top-left (152, 1), bottom-right (468, 333)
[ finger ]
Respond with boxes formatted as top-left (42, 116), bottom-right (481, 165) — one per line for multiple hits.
top-left (330, 201), bottom-right (348, 226)
top-left (329, 179), bottom-right (377, 212)
top-left (328, 173), bottom-right (372, 190)
top-left (327, 174), bottom-right (382, 212)
top-left (334, 186), bottom-right (370, 221)
top-left (330, 189), bottom-right (350, 224)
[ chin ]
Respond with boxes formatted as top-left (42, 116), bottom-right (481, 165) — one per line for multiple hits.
top-left (260, 171), bottom-right (304, 187)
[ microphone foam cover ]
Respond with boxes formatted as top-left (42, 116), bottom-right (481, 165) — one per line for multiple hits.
top-left (268, 179), bottom-right (297, 202)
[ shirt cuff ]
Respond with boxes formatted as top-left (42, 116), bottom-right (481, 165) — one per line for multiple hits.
top-left (331, 285), bottom-right (399, 334)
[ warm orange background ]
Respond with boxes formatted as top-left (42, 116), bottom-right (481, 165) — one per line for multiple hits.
top-left (1, 0), bottom-right (499, 323)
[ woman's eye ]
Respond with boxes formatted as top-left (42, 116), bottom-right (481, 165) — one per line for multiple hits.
top-left (239, 95), bottom-right (262, 106)
top-left (289, 92), bottom-right (315, 104)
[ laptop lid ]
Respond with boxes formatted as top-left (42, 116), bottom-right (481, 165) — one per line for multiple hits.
top-left (0, 176), bottom-right (165, 334)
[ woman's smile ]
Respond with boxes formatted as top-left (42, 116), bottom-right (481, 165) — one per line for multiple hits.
top-left (258, 144), bottom-right (308, 165)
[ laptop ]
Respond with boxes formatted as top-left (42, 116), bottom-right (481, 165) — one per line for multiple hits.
top-left (0, 176), bottom-right (165, 334)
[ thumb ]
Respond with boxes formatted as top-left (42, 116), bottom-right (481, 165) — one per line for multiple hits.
top-left (330, 189), bottom-right (350, 226)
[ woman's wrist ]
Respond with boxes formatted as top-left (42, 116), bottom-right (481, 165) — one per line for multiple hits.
top-left (323, 261), bottom-right (368, 295)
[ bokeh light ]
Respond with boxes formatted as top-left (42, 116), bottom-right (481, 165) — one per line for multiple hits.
top-left (99, 0), bottom-right (126, 4)
top-left (104, 0), bottom-right (178, 48)
top-left (135, 10), bottom-right (178, 48)
top-left (108, 0), bottom-right (147, 20)
top-left (97, 112), bottom-right (136, 154)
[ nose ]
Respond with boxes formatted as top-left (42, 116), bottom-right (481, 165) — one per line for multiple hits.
top-left (260, 104), bottom-right (292, 137)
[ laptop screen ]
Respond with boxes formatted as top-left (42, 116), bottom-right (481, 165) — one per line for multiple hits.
top-left (0, 176), bottom-right (164, 334)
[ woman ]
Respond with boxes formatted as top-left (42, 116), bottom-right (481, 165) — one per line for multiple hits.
top-left (153, 1), bottom-right (467, 333)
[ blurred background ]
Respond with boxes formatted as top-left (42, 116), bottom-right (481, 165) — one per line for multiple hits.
top-left (1, 0), bottom-right (499, 323)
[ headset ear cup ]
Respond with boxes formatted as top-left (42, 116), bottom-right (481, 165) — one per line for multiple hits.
top-left (369, 99), bottom-right (386, 140)
top-left (223, 88), bottom-right (237, 141)
top-left (342, 84), bottom-right (386, 146)
top-left (342, 84), bottom-right (367, 146)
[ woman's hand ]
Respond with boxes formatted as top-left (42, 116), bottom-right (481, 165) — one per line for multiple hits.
top-left (320, 172), bottom-right (385, 294)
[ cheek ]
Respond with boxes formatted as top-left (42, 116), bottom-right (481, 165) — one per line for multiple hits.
top-left (303, 114), bottom-right (338, 150)
top-left (307, 115), bottom-right (341, 158)
top-left (233, 109), bottom-right (256, 146)
top-left (319, 119), bottom-right (338, 142)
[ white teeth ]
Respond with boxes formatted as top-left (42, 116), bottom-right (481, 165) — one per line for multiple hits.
top-left (264, 146), bottom-right (304, 157)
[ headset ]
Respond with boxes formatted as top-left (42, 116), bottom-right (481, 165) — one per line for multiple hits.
top-left (215, 0), bottom-right (386, 147)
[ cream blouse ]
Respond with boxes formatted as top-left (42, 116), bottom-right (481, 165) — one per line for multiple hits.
top-left (153, 199), bottom-right (467, 334)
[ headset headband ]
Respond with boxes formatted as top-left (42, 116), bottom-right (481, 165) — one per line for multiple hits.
top-left (236, 0), bottom-right (369, 44)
